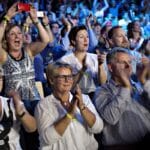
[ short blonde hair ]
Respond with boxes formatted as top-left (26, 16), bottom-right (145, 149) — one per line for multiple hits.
top-left (46, 62), bottom-right (73, 80)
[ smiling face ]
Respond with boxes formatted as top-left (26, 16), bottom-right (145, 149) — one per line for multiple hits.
top-left (110, 28), bottom-right (129, 48)
top-left (74, 29), bottom-right (89, 52)
top-left (51, 67), bottom-right (73, 94)
top-left (6, 26), bottom-right (23, 51)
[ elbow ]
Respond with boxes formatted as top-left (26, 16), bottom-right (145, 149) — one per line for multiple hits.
top-left (89, 117), bottom-right (104, 134)
top-left (24, 120), bottom-right (37, 133)
top-left (25, 125), bottom-right (37, 133)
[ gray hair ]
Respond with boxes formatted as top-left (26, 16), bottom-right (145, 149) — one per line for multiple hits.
top-left (106, 47), bottom-right (130, 64)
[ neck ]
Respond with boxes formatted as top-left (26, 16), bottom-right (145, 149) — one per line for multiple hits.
top-left (132, 32), bottom-right (140, 40)
top-left (74, 51), bottom-right (86, 64)
top-left (53, 91), bottom-right (70, 103)
top-left (9, 50), bottom-right (22, 60)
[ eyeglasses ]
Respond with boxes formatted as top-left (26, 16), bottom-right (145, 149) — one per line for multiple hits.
top-left (54, 75), bottom-right (73, 81)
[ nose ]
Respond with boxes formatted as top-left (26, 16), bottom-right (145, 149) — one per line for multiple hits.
top-left (123, 36), bottom-right (128, 42)
top-left (125, 62), bottom-right (131, 68)
top-left (64, 75), bottom-right (73, 81)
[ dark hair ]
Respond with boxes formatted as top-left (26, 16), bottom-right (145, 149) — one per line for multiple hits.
top-left (50, 21), bottom-right (60, 29)
top-left (127, 21), bottom-right (142, 39)
top-left (68, 25), bottom-right (87, 46)
top-left (107, 26), bottom-right (122, 39)
top-left (106, 47), bottom-right (130, 64)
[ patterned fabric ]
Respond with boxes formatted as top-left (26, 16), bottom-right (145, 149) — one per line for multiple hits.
top-left (3, 50), bottom-right (40, 101)
top-left (0, 96), bottom-right (22, 150)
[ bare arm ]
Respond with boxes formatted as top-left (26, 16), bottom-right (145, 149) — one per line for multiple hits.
top-left (0, 2), bottom-right (19, 64)
top-left (96, 50), bottom-right (107, 85)
top-left (42, 13), bottom-right (54, 42)
top-left (8, 90), bottom-right (37, 132)
top-left (75, 85), bottom-right (96, 128)
top-left (27, 8), bottom-right (50, 56)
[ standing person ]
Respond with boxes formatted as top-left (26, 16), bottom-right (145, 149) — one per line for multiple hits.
top-left (0, 90), bottom-right (37, 150)
top-left (58, 25), bottom-right (107, 99)
top-left (94, 48), bottom-right (150, 150)
top-left (0, 61), bottom-right (36, 150)
top-left (35, 62), bottom-right (103, 150)
top-left (0, 2), bottom-right (49, 102)
top-left (0, 2), bottom-right (50, 150)
top-left (0, 2), bottom-right (50, 111)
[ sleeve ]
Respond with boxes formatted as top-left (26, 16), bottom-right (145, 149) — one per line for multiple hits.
top-left (61, 32), bottom-right (70, 51)
top-left (34, 54), bottom-right (46, 83)
top-left (88, 28), bottom-right (98, 53)
top-left (143, 80), bottom-right (150, 99)
top-left (94, 86), bottom-right (131, 125)
top-left (34, 101), bottom-right (62, 145)
top-left (83, 95), bottom-right (103, 133)
top-left (141, 80), bottom-right (150, 110)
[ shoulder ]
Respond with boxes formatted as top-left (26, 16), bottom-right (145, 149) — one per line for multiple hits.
top-left (87, 53), bottom-right (97, 58)
top-left (36, 94), bottom-right (56, 111)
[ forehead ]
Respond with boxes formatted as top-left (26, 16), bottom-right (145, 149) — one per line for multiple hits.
top-left (113, 28), bottom-right (126, 36)
top-left (76, 29), bottom-right (88, 36)
top-left (8, 26), bottom-right (21, 33)
top-left (115, 52), bottom-right (130, 60)
top-left (54, 67), bottom-right (72, 75)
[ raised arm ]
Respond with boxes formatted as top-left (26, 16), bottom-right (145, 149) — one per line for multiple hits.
top-left (42, 13), bottom-right (54, 43)
top-left (0, 2), bottom-right (19, 64)
top-left (27, 8), bottom-right (50, 56)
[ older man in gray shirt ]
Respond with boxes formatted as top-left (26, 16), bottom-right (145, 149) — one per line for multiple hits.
top-left (94, 48), bottom-right (150, 150)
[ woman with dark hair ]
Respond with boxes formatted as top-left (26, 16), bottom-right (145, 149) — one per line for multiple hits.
top-left (127, 20), bottom-right (144, 51)
top-left (58, 25), bottom-right (107, 99)
top-left (139, 39), bottom-right (150, 59)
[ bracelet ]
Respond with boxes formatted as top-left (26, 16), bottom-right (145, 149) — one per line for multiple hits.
top-left (3, 15), bottom-right (10, 25)
top-left (3, 20), bottom-right (8, 26)
top-left (66, 113), bottom-right (76, 121)
top-left (23, 26), bottom-right (29, 33)
top-left (34, 20), bottom-right (40, 25)
top-left (43, 23), bottom-right (49, 27)
top-left (4, 15), bottom-right (10, 22)
top-left (17, 111), bottom-right (26, 118)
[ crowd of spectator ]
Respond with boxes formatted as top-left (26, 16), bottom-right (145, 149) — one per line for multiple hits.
top-left (0, 0), bottom-right (150, 150)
